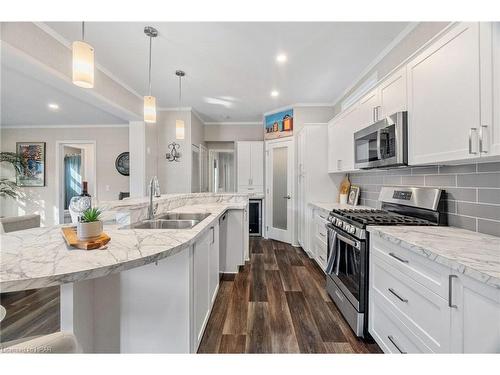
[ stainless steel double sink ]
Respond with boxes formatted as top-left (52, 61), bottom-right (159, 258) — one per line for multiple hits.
top-left (124, 212), bottom-right (211, 230)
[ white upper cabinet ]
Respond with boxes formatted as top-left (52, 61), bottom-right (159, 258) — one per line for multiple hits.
top-left (236, 141), bottom-right (264, 193)
top-left (358, 89), bottom-right (380, 127)
top-left (407, 22), bottom-right (493, 165)
top-left (328, 104), bottom-right (359, 173)
top-left (489, 22), bottom-right (500, 156)
top-left (378, 66), bottom-right (407, 118)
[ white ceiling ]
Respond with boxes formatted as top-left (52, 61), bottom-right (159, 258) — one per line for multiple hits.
top-left (1, 45), bottom-right (129, 126)
top-left (42, 22), bottom-right (410, 123)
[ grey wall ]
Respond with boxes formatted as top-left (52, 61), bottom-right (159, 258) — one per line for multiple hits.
top-left (350, 162), bottom-right (500, 237)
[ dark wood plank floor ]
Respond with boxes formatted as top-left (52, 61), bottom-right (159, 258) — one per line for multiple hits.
top-left (0, 287), bottom-right (60, 343)
top-left (198, 237), bottom-right (381, 353)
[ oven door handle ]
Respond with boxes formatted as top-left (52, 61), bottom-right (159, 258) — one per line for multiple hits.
top-left (336, 232), bottom-right (360, 249)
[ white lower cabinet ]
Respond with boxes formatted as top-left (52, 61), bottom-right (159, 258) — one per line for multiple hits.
top-left (369, 235), bottom-right (500, 353)
top-left (310, 209), bottom-right (328, 271)
top-left (192, 229), bottom-right (211, 351)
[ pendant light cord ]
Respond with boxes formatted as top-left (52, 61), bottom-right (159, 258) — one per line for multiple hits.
top-left (82, 21), bottom-right (85, 41)
top-left (178, 75), bottom-right (182, 107)
top-left (148, 36), bottom-right (152, 96)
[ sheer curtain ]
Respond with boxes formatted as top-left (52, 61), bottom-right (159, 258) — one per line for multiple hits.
top-left (64, 154), bottom-right (82, 209)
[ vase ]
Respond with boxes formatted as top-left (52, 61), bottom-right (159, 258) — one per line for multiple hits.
top-left (77, 220), bottom-right (103, 240)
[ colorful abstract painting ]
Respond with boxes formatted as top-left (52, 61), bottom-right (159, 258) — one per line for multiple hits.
top-left (264, 108), bottom-right (293, 140)
top-left (16, 142), bottom-right (46, 187)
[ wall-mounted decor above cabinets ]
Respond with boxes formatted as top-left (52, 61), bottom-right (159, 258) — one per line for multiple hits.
top-left (328, 22), bottom-right (500, 174)
top-left (264, 108), bottom-right (293, 140)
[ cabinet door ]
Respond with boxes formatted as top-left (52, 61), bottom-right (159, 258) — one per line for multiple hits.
top-left (209, 223), bottom-right (220, 305)
top-left (338, 104), bottom-right (359, 171)
top-left (450, 272), bottom-right (500, 353)
top-left (327, 120), bottom-right (338, 173)
top-left (250, 142), bottom-right (264, 186)
top-left (489, 22), bottom-right (500, 156)
top-left (358, 89), bottom-right (380, 127)
top-left (407, 23), bottom-right (482, 165)
top-left (193, 230), bottom-right (210, 349)
top-left (236, 142), bottom-right (251, 186)
top-left (378, 66), bottom-right (407, 118)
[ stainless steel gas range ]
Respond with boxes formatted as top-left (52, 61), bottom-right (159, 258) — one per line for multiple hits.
top-left (325, 186), bottom-right (445, 338)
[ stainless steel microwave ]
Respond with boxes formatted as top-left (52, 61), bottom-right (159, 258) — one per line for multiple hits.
top-left (354, 111), bottom-right (408, 169)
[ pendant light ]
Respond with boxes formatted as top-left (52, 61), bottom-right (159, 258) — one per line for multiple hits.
top-left (143, 26), bottom-right (158, 123)
top-left (175, 70), bottom-right (186, 140)
top-left (72, 22), bottom-right (94, 88)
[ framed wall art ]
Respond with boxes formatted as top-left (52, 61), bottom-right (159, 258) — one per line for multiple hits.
top-left (16, 142), bottom-right (46, 187)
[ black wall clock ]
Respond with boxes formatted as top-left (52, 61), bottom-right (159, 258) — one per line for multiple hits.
top-left (115, 152), bottom-right (130, 176)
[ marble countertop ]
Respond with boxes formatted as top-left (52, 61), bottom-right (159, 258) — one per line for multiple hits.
top-left (368, 226), bottom-right (500, 289)
top-left (0, 197), bottom-right (247, 293)
top-left (308, 201), bottom-right (373, 213)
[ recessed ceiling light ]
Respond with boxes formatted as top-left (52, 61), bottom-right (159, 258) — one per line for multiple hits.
top-left (276, 53), bottom-right (287, 64)
top-left (270, 90), bottom-right (279, 97)
top-left (48, 103), bottom-right (59, 111)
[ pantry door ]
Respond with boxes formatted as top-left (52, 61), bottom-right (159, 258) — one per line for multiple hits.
top-left (265, 138), bottom-right (294, 244)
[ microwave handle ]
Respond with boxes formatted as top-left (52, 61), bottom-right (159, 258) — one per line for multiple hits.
top-left (376, 128), bottom-right (382, 160)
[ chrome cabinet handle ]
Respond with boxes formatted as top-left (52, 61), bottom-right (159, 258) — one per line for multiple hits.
top-left (448, 275), bottom-right (458, 308)
top-left (211, 226), bottom-right (215, 244)
top-left (479, 125), bottom-right (488, 154)
top-left (319, 214), bottom-right (326, 219)
top-left (373, 107), bottom-right (377, 122)
top-left (388, 288), bottom-right (408, 303)
top-left (469, 128), bottom-right (478, 154)
top-left (319, 232), bottom-right (326, 237)
top-left (387, 335), bottom-right (406, 354)
top-left (283, 194), bottom-right (291, 199)
top-left (389, 252), bottom-right (409, 264)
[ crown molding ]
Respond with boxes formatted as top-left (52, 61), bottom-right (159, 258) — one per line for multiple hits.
top-left (262, 103), bottom-right (333, 117)
top-left (330, 22), bottom-right (419, 107)
top-left (0, 123), bottom-right (129, 129)
top-left (204, 122), bottom-right (262, 126)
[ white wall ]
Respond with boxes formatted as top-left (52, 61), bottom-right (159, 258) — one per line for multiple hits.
top-left (0, 125), bottom-right (129, 226)
top-left (157, 110), bottom-right (192, 193)
top-left (204, 124), bottom-right (263, 142)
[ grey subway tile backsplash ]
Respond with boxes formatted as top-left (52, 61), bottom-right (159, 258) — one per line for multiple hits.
top-left (477, 219), bottom-right (500, 237)
top-left (425, 174), bottom-right (456, 187)
top-left (352, 161), bottom-right (500, 237)
top-left (477, 162), bottom-right (500, 172)
top-left (439, 164), bottom-right (477, 174)
top-left (478, 189), bottom-right (500, 205)
top-left (457, 172), bottom-right (500, 188)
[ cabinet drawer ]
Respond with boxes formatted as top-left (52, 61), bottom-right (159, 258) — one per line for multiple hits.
top-left (238, 185), bottom-right (263, 194)
top-left (313, 212), bottom-right (328, 243)
top-left (313, 238), bottom-right (327, 270)
top-left (369, 290), bottom-right (431, 353)
top-left (371, 253), bottom-right (450, 352)
top-left (370, 235), bottom-right (450, 299)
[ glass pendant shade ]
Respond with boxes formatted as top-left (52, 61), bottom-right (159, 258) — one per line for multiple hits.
top-left (72, 41), bottom-right (94, 88)
top-left (144, 96), bottom-right (157, 123)
top-left (176, 120), bottom-right (185, 140)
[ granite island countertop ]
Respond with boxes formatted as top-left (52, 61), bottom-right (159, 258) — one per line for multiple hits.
top-left (368, 226), bottom-right (500, 289)
top-left (0, 194), bottom-right (248, 293)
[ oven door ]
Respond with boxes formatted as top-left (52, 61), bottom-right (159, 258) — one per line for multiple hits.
top-left (326, 224), bottom-right (366, 312)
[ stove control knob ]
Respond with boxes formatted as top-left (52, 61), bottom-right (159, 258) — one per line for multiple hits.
top-left (349, 226), bottom-right (356, 235)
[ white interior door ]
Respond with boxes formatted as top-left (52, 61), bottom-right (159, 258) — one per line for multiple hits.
top-left (266, 138), bottom-right (294, 244)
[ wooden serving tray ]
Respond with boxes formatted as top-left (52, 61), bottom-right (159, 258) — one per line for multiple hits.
top-left (61, 227), bottom-right (111, 250)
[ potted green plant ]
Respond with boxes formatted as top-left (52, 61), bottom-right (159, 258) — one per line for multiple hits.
top-left (0, 152), bottom-right (26, 200)
top-left (77, 207), bottom-right (103, 240)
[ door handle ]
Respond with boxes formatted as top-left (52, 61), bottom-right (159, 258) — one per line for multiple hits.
top-left (479, 125), bottom-right (488, 154)
top-left (448, 275), bottom-right (458, 308)
top-left (283, 194), bottom-right (291, 199)
top-left (387, 335), bottom-right (406, 354)
top-left (469, 128), bottom-right (478, 154)
top-left (376, 128), bottom-right (382, 160)
top-left (389, 252), bottom-right (409, 264)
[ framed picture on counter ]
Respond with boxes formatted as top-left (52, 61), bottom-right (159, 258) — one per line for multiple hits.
top-left (16, 142), bottom-right (46, 187)
top-left (348, 185), bottom-right (360, 206)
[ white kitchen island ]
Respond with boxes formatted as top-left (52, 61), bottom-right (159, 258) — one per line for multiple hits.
top-left (0, 193), bottom-right (249, 353)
